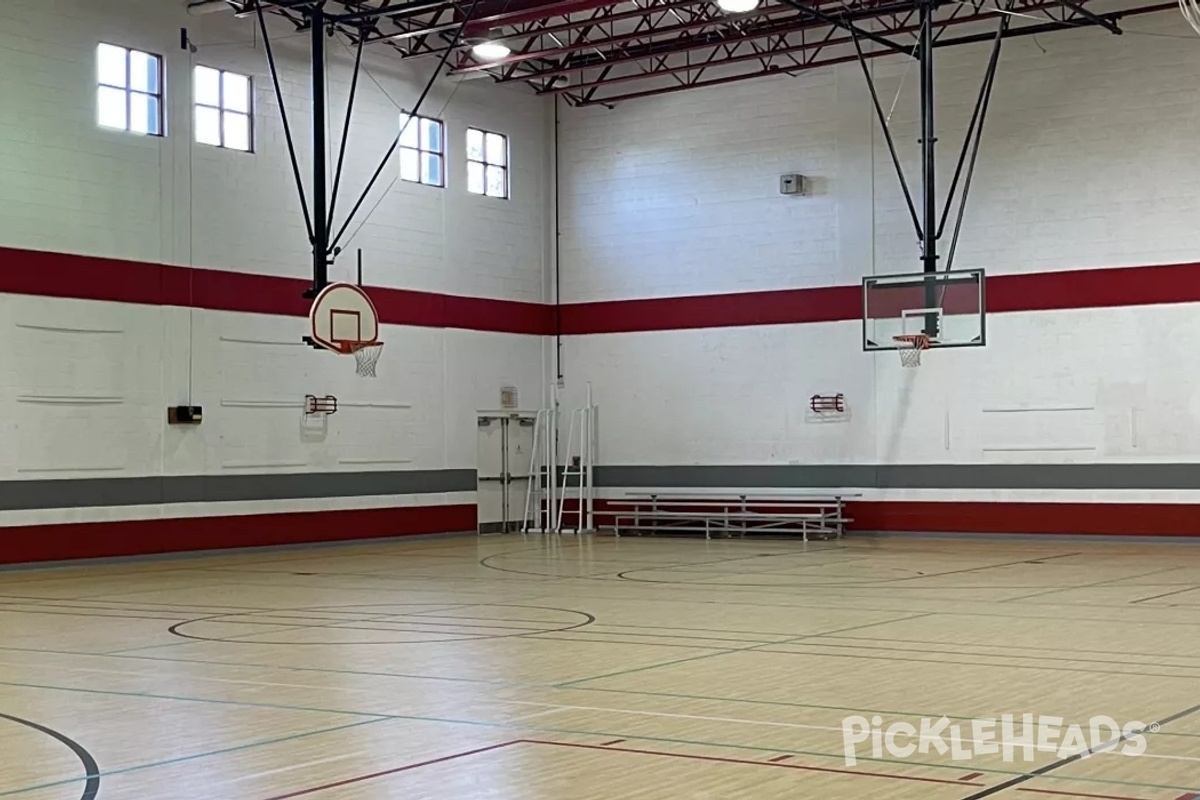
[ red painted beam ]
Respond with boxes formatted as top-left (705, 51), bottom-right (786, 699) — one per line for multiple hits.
top-left (461, 0), bottom-right (624, 36)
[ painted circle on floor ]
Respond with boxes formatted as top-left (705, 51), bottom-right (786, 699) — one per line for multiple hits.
top-left (0, 713), bottom-right (100, 800)
top-left (168, 602), bottom-right (595, 645)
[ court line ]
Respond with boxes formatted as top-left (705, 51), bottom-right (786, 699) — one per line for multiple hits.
top-left (825, 632), bottom-right (1200, 663)
top-left (1015, 789), bottom-right (1157, 800)
top-left (999, 565), bottom-right (1190, 604)
top-left (614, 551), bottom-right (1086, 588)
top-left (498, 700), bottom-right (1200, 761)
top-left (957, 702), bottom-right (1200, 800)
top-left (0, 719), bottom-right (386, 799)
top-left (1129, 585), bottom-right (1200, 605)
top-left (0, 713), bottom-right (99, 800)
top-left (555, 612), bottom-right (936, 687)
top-left (15, 577), bottom-right (1200, 633)
top-left (528, 739), bottom-right (987, 787)
top-left (258, 741), bottom-right (523, 799)
top-left (8, 643), bottom-right (1200, 746)
top-left (0, 679), bottom-right (398, 719)
top-left (2, 676), bottom-right (1197, 794)
top-left (221, 751), bottom-right (364, 785)
top-left (754, 643), bottom-right (1200, 682)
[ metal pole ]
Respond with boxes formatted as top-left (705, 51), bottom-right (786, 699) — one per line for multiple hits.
top-left (585, 382), bottom-right (594, 533)
top-left (311, 4), bottom-right (329, 295)
top-left (253, 1), bottom-right (313, 244)
top-left (547, 382), bottom-right (558, 533)
top-left (327, 27), bottom-right (365, 233)
top-left (918, 0), bottom-right (938, 335)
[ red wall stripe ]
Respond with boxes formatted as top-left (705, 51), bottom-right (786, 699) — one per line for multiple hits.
top-left (560, 261), bottom-right (1200, 335)
top-left (0, 504), bottom-right (476, 565)
top-left (0, 247), bottom-right (552, 335)
top-left (2, 498), bottom-right (1197, 566)
top-left (847, 501), bottom-right (1200, 536)
top-left (576, 498), bottom-right (1200, 537)
top-left (4, 247), bottom-right (1200, 336)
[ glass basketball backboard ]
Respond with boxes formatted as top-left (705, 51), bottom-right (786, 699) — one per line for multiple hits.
top-left (862, 268), bottom-right (985, 350)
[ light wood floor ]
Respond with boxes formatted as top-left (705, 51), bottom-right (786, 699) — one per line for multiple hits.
top-left (2, 533), bottom-right (1200, 799)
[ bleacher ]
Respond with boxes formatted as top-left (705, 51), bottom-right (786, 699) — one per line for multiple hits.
top-left (606, 490), bottom-right (857, 541)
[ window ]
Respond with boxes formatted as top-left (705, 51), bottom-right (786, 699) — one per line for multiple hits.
top-left (193, 66), bottom-right (253, 151)
top-left (466, 127), bottom-right (508, 199)
top-left (96, 43), bottom-right (163, 135)
top-left (399, 114), bottom-right (444, 186)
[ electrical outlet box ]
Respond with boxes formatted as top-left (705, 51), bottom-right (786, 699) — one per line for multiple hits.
top-left (168, 405), bottom-right (203, 424)
top-left (780, 173), bottom-right (806, 195)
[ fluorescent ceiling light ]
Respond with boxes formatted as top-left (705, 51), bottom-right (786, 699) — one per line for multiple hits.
top-left (717, 0), bottom-right (760, 11)
top-left (472, 41), bottom-right (511, 60)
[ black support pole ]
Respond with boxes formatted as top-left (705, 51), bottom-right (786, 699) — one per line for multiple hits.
top-left (918, 0), bottom-right (938, 336)
top-left (310, 4), bottom-right (329, 297)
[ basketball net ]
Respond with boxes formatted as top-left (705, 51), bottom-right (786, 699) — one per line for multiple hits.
top-left (893, 334), bottom-right (930, 368)
top-left (351, 343), bottom-right (383, 378)
top-left (1184, 0), bottom-right (1200, 35)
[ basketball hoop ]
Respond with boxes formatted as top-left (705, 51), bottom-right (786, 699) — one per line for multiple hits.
top-left (893, 333), bottom-right (930, 367)
top-left (306, 283), bottom-right (385, 377)
top-left (350, 342), bottom-right (383, 378)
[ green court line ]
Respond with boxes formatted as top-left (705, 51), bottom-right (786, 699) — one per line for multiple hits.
top-left (0, 679), bottom-right (397, 720)
top-left (6, 644), bottom-right (1199, 741)
top-left (13, 698), bottom-right (1193, 796)
top-left (0, 718), bottom-right (388, 798)
top-left (1, 675), bottom-right (1197, 794)
top-left (569, 685), bottom-right (1200, 739)
top-left (554, 612), bottom-right (936, 687)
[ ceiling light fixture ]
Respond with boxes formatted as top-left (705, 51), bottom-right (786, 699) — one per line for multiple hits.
top-left (471, 40), bottom-right (511, 60)
top-left (716, 0), bottom-right (760, 11)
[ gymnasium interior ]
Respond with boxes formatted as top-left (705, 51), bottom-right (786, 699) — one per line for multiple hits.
top-left (2, 0), bottom-right (1200, 796)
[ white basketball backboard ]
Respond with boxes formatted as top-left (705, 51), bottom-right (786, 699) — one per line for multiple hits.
top-left (862, 268), bottom-right (985, 350)
top-left (306, 282), bottom-right (380, 354)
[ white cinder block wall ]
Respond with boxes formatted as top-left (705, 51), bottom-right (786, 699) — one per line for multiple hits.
top-left (558, 13), bottom-right (1200, 502)
top-left (0, 0), bottom-right (548, 532)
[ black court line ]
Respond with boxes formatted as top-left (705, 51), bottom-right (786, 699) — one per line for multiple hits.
top-left (754, 645), bottom-right (1200, 681)
top-left (0, 712), bottom-right (100, 800)
top-left (614, 551), bottom-right (1085, 588)
top-left (959, 702), bottom-right (1200, 800)
top-left (1130, 585), bottom-right (1200, 605)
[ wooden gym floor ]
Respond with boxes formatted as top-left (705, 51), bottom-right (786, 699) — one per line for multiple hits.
top-left (2, 533), bottom-right (1200, 799)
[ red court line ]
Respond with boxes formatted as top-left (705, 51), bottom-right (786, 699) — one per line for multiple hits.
top-left (1015, 787), bottom-right (1158, 800)
top-left (768, 754), bottom-right (793, 763)
top-left (1174, 794), bottom-right (1199, 800)
top-left (259, 740), bottom-right (522, 799)
top-left (959, 772), bottom-right (984, 781)
top-left (522, 739), bottom-right (985, 787)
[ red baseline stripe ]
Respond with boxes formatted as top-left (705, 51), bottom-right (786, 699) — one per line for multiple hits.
top-left (260, 741), bottom-right (522, 800)
top-left (523, 739), bottom-right (985, 786)
top-left (0, 247), bottom-right (551, 335)
top-left (0, 504), bottom-right (475, 565)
